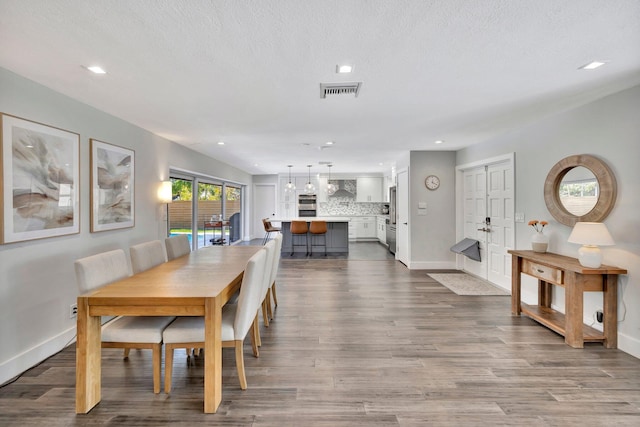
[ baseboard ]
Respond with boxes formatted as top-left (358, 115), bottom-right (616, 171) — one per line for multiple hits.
top-left (409, 261), bottom-right (457, 270)
top-left (0, 326), bottom-right (76, 386)
top-left (618, 332), bottom-right (640, 359)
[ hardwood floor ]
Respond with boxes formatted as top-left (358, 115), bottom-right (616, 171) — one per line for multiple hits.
top-left (2, 246), bottom-right (639, 426)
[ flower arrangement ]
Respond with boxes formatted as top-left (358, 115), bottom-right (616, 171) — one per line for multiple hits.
top-left (528, 220), bottom-right (548, 232)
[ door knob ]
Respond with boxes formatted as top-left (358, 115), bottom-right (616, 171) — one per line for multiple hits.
top-left (477, 227), bottom-right (490, 232)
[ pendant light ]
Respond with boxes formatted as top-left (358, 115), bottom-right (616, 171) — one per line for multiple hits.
top-left (304, 165), bottom-right (315, 194)
top-left (284, 165), bottom-right (296, 193)
top-left (326, 164), bottom-right (337, 196)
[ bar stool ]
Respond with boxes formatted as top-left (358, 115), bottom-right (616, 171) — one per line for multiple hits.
top-left (290, 220), bottom-right (309, 256)
top-left (262, 218), bottom-right (281, 245)
top-left (309, 220), bottom-right (328, 256)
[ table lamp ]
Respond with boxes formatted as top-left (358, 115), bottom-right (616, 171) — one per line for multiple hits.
top-left (567, 222), bottom-right (614, 268)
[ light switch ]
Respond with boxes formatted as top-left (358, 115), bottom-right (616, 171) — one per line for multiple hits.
top-left (418, 202), bottom-right (427, 209)
top-left (515, 212), bottom-right (525, 223)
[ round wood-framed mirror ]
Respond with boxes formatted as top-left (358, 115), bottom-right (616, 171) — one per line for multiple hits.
top-left (544, 154), bottom-right (617, 226)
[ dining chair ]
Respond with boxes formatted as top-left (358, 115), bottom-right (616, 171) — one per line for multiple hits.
top-left (162, 248), bottom-right (268, 392)
top-left (74, 249), bottom-right (176, 394)
top-left (262, 218), bottom-right (281, 244)
top-left (267, 233), bottom-right (283, 320)
top-left (309, 220), bottom-right (328, 255)
top-left (130, 240), bottom-right (167, 274)
top-left (165, 235), bottom-right (191, 261)
top-left (259, 239), bottom-right (277, 328)
top-left (290, 220), bottom-right (309, 256)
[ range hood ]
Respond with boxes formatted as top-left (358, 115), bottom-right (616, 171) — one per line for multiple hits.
top-left (329, 180), bottom-right (355, 198)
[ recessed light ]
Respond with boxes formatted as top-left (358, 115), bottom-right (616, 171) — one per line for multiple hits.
top-left (217, 141), bottom-right (225, 145)
top-left (326, 141), bottom-right (334, 145)
top-left (434, 140), bottom-right (444, 144)
top-left (87, 66), bottom-right (107, 74)
top-left (336, 64), bottom-right (353, 73)
top-left (579, 61), bottom-right (607, 70)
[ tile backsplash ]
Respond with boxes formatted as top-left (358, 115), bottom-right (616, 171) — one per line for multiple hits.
top-left (319, 197), bottom-right (387, 216)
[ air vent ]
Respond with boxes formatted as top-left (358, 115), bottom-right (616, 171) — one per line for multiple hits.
top-left (318, 161), bottom-right (333, 165)
top-left (320, 82), bottom-right (362, 98)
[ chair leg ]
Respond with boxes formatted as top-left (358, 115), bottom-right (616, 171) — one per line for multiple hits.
top-left (253, 314), bottom-right (261, 348)
top-left (235, 340), bottom-right (247, 390)
top-left (152, 343), bottom-right (162, 394)
top-left (164, 346), bottom-right (174, 394)
top-left (266, 288), bottom-right (273, 320)
top-left (262, 299), bottom-right (270, 327)
top-left (271, 282), bottom-right (278, 307)
top-left (123, 348), bottom-right (131, 358)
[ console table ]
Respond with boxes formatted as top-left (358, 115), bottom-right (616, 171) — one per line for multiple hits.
top-left (508, 250), bottom-right (627, 348)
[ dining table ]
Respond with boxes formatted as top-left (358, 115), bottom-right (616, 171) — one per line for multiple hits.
top-left (75, 244), bottom-right (264, 414)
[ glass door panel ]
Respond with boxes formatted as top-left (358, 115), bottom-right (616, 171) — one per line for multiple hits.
top-left (225, 184), bottom-right (242, 243)
top-left (167, 178), bottom-right (194, 248)
top-left (198, 182), bottom-right (223, 247)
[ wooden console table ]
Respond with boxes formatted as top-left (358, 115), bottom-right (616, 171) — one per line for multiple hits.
top-left (508, 250), bottom-right (626, 348)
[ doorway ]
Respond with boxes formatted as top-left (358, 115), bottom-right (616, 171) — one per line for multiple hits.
top-left (396, 168), bottom-right (410, 266)
top-left (457, 154), bottom-right (514, 289)
top-left (253, 183), bottom-right (277, 241)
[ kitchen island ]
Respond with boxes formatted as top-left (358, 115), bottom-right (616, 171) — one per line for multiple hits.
top-left (271, 217), bottom-right (350, 253)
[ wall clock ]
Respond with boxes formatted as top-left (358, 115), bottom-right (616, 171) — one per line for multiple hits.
top-left (425, 175), bottom-right (440, 190)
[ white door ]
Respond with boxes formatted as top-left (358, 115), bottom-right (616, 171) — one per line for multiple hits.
top-left (396, 169), bottom-right (410, 266)
top-left (461, 157), bottom-right (514, 288)
top-left (463, 167), bottom-right (488, 278)
top-left (253, 184), bottom-right (277, 241)
top-left (486, 163), bottom-right (514, 287)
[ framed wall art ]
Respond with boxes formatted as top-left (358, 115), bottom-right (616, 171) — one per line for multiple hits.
top-left (1, 113), bottom-right (80, 244)
top-left (90, 139), bottom-right (135, 232)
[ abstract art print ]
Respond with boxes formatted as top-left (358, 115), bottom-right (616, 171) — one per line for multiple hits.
top-left (1, 113), bottom-right (80, 244)
top-left (90, 139), bottom-right (135, 232)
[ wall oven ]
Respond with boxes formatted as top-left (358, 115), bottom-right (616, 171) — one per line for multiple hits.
top-left (298, 194), bottom-right (317, 217)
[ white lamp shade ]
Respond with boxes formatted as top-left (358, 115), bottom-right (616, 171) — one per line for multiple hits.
top-left (158, 181), bottom-right (173, 203)
top-left (568, 222), bottom-right (614, 246)
top-left (568, 222), bottom-right (614, 268)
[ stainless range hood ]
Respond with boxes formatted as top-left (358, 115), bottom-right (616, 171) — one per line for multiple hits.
top-left (329, 180), bottom-right (355, 198)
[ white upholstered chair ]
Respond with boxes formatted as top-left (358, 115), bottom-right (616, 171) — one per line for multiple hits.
top-left (256, 239), bottom-right (277, 330)
top-left (266, 233), bottom-right (283, 320)
top-left (165, 235), bottom-right (191, 261)
top-left (162, 247), bottom-right (268, 392)
top-left (74, 249), bottom-right (176, 394)
top-left (130, 240), bottom-right (167, 274)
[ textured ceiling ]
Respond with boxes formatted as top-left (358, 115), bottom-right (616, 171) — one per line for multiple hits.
top-left (1, 0), bottom-right (639, 175)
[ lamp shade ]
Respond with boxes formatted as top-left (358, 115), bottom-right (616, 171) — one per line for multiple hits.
top-left (158, 180), bottom-right (173, 203)
top-left (568, 222), bottom-right (614, 246)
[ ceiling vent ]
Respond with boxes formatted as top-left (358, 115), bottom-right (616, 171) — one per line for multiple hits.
top-left (320, 82), bottom-right (362, 98)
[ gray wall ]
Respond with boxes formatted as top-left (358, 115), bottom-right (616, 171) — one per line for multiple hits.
top-left (409, 151), bottom-right (457, 268)
top-left (457, 84), bottom-right (640, 358)
top-left (0, 68), bottom-right (252, 383)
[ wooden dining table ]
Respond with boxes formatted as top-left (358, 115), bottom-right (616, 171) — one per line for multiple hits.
top-left (75, 244), bottom-right (264, 414)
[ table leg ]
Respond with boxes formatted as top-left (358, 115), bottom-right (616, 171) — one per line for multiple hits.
top-left (204, 296), bottom-right (223, 413)
top-left (603, 274), bottom-right (618, 349)
top-left (511, 255), bottom-right (522, 315)
top-left (75, 297), bottom-right (102, 413)
top-left (564, 271), bottom-right (584, 348)
top-left (538, 280), bottom-right (552, 308)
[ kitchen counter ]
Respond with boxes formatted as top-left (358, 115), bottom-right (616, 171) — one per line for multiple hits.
top-left (273, 218), bottom-right (349, 253)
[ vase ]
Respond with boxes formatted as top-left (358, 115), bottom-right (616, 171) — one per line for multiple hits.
top-left (531, 231), bottom-right (549, 253)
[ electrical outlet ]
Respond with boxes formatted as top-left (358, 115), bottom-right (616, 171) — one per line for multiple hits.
top-left (70, 303), bottom-right (78, 319)
top-left (596, 310), bottom-right (603, 323)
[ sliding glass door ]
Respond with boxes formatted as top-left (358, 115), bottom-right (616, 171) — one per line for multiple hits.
top-left (167, 172), bottom-right (244, 249)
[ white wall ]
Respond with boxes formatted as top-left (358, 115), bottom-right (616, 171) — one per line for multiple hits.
top-left (0, 68), bottom-right (252, 383)
top-left (409, 151), bottom-right (457, 269)
top-left (457, 84), bottom-right (640, 358)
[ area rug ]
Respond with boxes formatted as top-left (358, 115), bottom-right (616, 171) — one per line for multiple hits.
top-left (427, 273), bottom-right (510, 296)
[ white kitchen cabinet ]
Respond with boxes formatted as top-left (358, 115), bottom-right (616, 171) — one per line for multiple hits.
top-left (377, 216), bottom-right (387, 244)
top-left (350, 216), bottom-right (376, 240)
top-left (356, 177), bottom-right (383, 202)
top-left (317, 177), bottom-right (328, 202)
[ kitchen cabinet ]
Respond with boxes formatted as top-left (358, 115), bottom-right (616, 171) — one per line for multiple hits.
top-left (356, 177), bottom-right (383, 202)
top-left (317, 177), bottom-right (328, 203)
top-left (377, 216), bottom-right (387, 244)
top-left (350, 216), bottom-right (376, 240)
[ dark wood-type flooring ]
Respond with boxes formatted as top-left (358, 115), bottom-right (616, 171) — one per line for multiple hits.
top-left (1, 242), bottom-right (639, 426)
